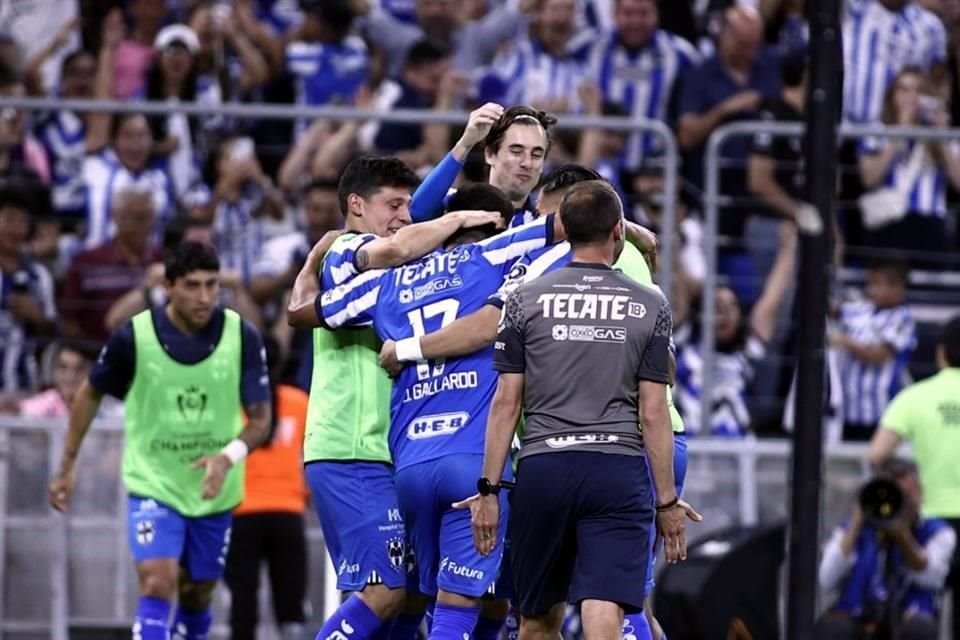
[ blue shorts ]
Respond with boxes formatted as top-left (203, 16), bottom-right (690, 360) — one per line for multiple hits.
top-left (394, 454), bottom-right (512, 598)
top-left (127, 495), bottom-right (232, 582)
top-left (510, 452), bottom-right (654, 617)
top-left (305, 461), bottom-right (409, 591)
top-left (644, 432), bottom-right (689, 597)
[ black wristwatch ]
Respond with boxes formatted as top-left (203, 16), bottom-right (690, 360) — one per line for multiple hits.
top-left (477, 477), bottom-right (501, 496)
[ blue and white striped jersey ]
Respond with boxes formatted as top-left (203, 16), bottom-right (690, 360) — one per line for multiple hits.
top-left (837, 300), bottom-right (916, 426)
top-left (320, 232), bottom-right (377, 290)
top-left (82, 151), bottom-right (175, 249)
top-left (319, 217), bottom-right (556, 470)
top-left (480, 37), bottom-right (588, 111)
top-left (859, 138), bottom-right (958, 218)
top-left (35, 110), bottom-right (86, 216)
top-left (183, 183), bottom-right (266, 283)
top-left (286, 37), bottom-right (370, 132)
top-left (842, 0), bottom-right (946, 123)
top-left (0, 259), bottom-right (56, 392)
top-left (585, 29), bottom-right (700, 167)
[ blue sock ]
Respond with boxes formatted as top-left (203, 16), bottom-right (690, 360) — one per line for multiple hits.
top-left (623, 612), bottom-right (652, 640)
top-left (389, 612), bottom-right (425, 640)
top-left (314, 594), bottom-right (383, 640)
top-left (134, 596), bottom-right (171, 640)
top-left (170, 607), bottom-right (211, 640)
top-left (504, 605), bottom-right (520, 640)
top-left (427, 603), bottom-right (479, 640)
top-left (473, 615), bottom-right (504, 640)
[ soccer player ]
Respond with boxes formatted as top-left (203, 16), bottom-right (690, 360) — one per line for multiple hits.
top-left (286, 156), bottom-right (505, 640)
top-left (381, 165), bottom-right (680, 640)
top-left (48, 241), bottom-right (271, 640)
top-left (317, 183), bottom-right (567, 640)
top-left (411, 105), bottom-right (558, 227)
top-left (458, 180), bottom-right (700, 640)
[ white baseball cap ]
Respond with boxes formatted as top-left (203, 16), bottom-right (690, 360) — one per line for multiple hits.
top-left (154, 24), bottom-right (199, 54)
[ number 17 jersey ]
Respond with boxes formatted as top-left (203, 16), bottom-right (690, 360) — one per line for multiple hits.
top-left (320, 216), bottom-right (557, 471)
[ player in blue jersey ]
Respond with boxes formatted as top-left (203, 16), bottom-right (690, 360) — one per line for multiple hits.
top-left (318, 183), bottom-right (568, 640)
top-left (410, 105), bottom-right (558, 227)
top-left (381, 166), bottom-right (682, 640)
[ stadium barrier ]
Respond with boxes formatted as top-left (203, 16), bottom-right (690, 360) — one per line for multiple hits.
top-left (0, 416), bottom-right (884, 639)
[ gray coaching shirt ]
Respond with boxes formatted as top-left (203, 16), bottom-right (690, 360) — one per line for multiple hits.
top-left (493, 262), bottom-right (672, 459)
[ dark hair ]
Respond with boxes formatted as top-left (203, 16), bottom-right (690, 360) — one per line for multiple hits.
top-left (164, 241), bottom-right (220, 282)
top-left (405, 39), bottom-right (451, 69)
top-left (484, 105), bottom-right (557, 156)
top-left (0, 62), bottom-right (21, 91)
top-left (305, 177), bottom-right (340, 195)
top-left (941, 314), bottom-right (960, 367)
top-left (781, 47), bottom-right (808, 88)
top-left (144, 52), bottom-right (198, 143)
top-left (444, 182), bottom-right (513, 245)
top-left (61, 49), bottom-right (96, 77)
top-left (162, 215), bottom-right (212, 252)
top-left (57, 338), bottom-right (101, 364)
top-left (337, 155), bottom-right (420, 217)
top-left (110, 113), bottom-right (151, 143)
top-left (560, 180), bottom-right (623, 246)
top-left (300, 0), bottom-right (356, 39)
top-left (539, 164), bottom-right (604, 197)
top-left (878, 458), bottom-right (918, 481)
top-left (867, 258), bottom-right (910, 287)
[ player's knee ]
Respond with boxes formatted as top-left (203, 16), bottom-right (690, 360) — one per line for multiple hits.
top-left (137, 563), bottom-right (178, 600)
top-left (359, 583), bottom-right (406, 619)
top-left (480, 597), bottom-right (510, 621)
top-left (520, 603), bottom-right (565, 639)
top-left (178, 579), bottom-right (217, 611)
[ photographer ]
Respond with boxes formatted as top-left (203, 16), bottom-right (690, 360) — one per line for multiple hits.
top-left (817, 459), bottom-right (956, 640)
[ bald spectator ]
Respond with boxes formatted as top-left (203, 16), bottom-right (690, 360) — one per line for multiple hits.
top-left (677, 5), bottom-right (781, 304)
top-left (60, 186), bottom-right (162, 344)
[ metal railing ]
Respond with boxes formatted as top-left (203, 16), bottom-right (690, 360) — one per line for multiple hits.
top-left (0, 415), bottom-right (883, 639)
top-left (0, 96), bottom-right (681, 298)
top-left (700, 120), bottom-right (960, 436)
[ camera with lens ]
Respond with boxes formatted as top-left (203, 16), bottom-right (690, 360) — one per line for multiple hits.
top-left (859, 476), bottom-right (905, 526)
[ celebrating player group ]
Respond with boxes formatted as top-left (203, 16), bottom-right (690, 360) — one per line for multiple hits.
top-left (49, 102), bottom-right (700, 640)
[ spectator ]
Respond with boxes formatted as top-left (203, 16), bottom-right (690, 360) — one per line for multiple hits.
top-left (358, 39), bottom-right (452, 165)
top-left (869, 314), bottom-right (960, 640)
top-left (0, 64), bottom-right (51, 184)
top-left (112, 1), bottom-right (169, 99)
top-left (358, 0), bottom-right (535, 79)
top-left (481, 0), bottom-right (587, 114)
top-left (16, 340), bottom-right (99, 418)
top-left (842, 0), bottom-right (946, 124)
top-left (249, 178), bottom-right (342, 305)
top-left (677, 4), bottom-right (780, 303)
top-left (857, 67), bottom-right (960, 258)
top-left (760, 0), bottom-right (809, 53)
top-left (0, 191), bottom-right (57, 393)
top-left (830, 259), bottom-right (916, 442)
top-left (225, 336), bottom-right (310, 640)
top-left (83, 15), bottom-right (175, 249)
top-left (584, 0), bottom-right (701, 168)
top-left (0, 0), bottom-right (79, 96)
top-left (188, 2), bottom-right (271, 102)
top-left (577, 90), bottom-right (631, 207)
top-left (816, 459), bottom-right (954, 640)
top-left (21, 17), bottom-right (81, 97)
top-left (60, 185), bottom-right (162, 344)
top-left (674, 221), bottom-right (796, 436)
top-left (34, 49), bottom-right (97, 223)
top-left (285, 0), bottom-right (369, 128)
top-left (185, 136), bottom-right (284, 284)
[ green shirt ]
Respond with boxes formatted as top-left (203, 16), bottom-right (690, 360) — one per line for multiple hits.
top-left (303, 235), bottom-right (392, 463)
top-left (615, 243), bottom-right (685, 433)
top-left (882, 368), bottom-right (960, 517)
top-left (125, 309), bottom-right (244, 517)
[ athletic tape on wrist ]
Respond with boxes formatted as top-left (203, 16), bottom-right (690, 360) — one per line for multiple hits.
top-left (395, 337), bottom-right (424, 362)
top-left (221, 439), bottom-right (249, 465)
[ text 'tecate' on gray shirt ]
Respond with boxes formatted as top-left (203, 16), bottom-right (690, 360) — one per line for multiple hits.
top-left (493, 262), bottom-right (672, 459)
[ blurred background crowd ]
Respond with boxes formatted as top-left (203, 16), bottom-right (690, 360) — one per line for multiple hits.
top-left (0, 0), bottom-right (957, 445)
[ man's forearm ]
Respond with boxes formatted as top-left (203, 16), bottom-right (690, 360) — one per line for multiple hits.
top-left (642, 400), bottom-right (676, 502)
top-left (482, 386), bottom-right (522, 481)
top-left (61, 381), bottom-right (102, 467)
top-left (287, 253), bottom-right (324, 328)
top-left (239, 401), bottom-right (271, 452)
top-left (893, 528), bottom-right (929, 572)
top-left (361, 213), bottom-right (468, 270)
top-left (420, 305), bottom-right (500, 359)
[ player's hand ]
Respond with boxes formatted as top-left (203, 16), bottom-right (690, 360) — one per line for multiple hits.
top-left (379, 340), bottom-right (404, 378)
top-left (624, 221), bottom-right (659, 273)
top-left (457, 103), bottom-right (505, 151)
top-left (656, 498), bottom-right (702, 564)
top-left (451, 210), bottom-right (507, 230)
top-left (49, 465), bottom-right (76, 512)
top-left (452, 493), bottom-right (500, 556)
top-left (307, 230), bottom-right (347, 267)
top-left (193, 453), bottom-right (233, 500)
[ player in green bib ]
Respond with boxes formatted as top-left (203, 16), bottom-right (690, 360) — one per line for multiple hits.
top-left (285, 155), bottom-right (508, 640)
top-left (868, 315), bottom-right (960, 640)
top-left (49, 242), bottom-right (271, 640)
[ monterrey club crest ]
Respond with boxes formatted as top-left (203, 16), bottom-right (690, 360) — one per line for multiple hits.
top-left (387, 537), bottom-right (405, 572)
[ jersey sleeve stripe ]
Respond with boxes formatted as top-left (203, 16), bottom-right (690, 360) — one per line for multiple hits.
top-left (323, 285), bottom-right (381, 329)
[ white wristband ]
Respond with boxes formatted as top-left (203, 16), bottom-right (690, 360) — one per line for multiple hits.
top-left (221, 439), bottom-right (249, 465)
top-left (395, 337), bottom-right (424, 362)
